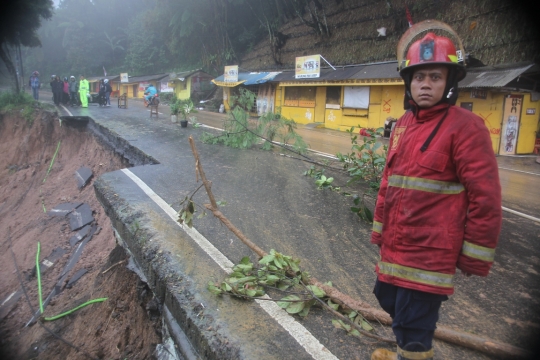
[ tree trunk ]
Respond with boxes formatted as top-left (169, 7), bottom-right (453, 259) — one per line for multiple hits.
top-left (0, 45), bottom-right (20, 93)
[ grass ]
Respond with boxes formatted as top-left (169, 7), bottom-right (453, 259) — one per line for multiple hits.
top-left (0, 90), bottom-right (38, 125)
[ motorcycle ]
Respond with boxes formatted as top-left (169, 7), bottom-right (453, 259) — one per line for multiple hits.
top-left (144, 93), bottom-right (160, 107)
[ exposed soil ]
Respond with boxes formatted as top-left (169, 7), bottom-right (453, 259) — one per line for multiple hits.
top-left (0, 110), bottom-right (161, 359)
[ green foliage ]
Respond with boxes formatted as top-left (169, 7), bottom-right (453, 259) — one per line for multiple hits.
top-left (350, 194), bottom-right (374, 223)
top-left (336, 127), bottom-right (387, 192)
top-left (201, 89), bottom-right (307, 154)
top-left (0, 91), bottom-right (37, 124)
top-left (208, 249), bottom-right (375, 339)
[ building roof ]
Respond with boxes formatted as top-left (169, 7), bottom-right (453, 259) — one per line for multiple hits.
top-left (86, 75), bottom-right (120, 83)
top-left (169, 69), bottom-right (212, 81)
top-left (270, 61), bottom-right (401, 83)
top-left (212, 72), bottom-right (281, 87)
top-left (120, 73), bottom-right (169, 84)
top-left (459, 63), bottom-right (538, 89)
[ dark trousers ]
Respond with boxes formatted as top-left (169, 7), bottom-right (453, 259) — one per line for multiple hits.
top-left (32, 87), bottom-right (39, 100)
top-left (373, 279), bottom-right (447, 352)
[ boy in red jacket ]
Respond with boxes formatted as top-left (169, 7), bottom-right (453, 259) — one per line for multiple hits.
top-left (371, 22), bottom-right (502, 360)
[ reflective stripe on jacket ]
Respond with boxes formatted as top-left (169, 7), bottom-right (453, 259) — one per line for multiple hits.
top-left (371, 102), bottom-right (501, 295)
top-left (79, 79), bottom-right (89, 92)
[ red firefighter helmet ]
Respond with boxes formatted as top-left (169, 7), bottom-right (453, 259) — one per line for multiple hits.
top-left (397, 20), bottom-right (466, 82)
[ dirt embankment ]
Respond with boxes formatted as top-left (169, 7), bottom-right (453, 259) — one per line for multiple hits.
top-left (0, 110), bottom-right (161, 359)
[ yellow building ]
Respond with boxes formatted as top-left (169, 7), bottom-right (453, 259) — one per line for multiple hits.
top-left (271, 62), bottom-right (404, 132)
top-left (213, 62), bottom-right (540, 154)
top-left (113, 74), bottom-right (169, 99)
top-left (457, 63), bottom-right (540, 155)
top-left (168, 70), bottom-right (215, 101)
top-left (212, 72), bottom-right (282, 116)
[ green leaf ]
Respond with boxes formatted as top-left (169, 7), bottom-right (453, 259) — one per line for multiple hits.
top-left (327, 299), bottom-right (339, 311)
top-left (277, 282), bottom-right (290, 291)
top-left (240, 256), bottom-right (251, 265)
top-left (350, 329), bottom-right (361, 337)
top-left (286, 300), bottom-right (305, 314)
top-left (361, 319), bottom-right (373, 331)
top-left (246, 289), bottom-right (257, 297)
top-left (348, 311), bottom-right (358, 319)
top-left (221, 282), bottom-right (232, 292)
top-left (266, 275), bottom-right (280, 284)
top-left (277, 295), bottom-right (301, 309)
top-left (306, 285), bottom-right (326, 298)
top-left (259, 254), bottom-right (275, 265)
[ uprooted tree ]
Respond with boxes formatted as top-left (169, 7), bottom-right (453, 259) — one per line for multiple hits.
top-left (179, 135), bottom-right (531, 359)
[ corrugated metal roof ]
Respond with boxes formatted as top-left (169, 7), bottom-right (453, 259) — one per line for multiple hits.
top-left (459, 64), bottom-right (535, 88)
top-left (351, 62), bottom-right (400, 79)
top-left (169, 69), bottom-right (211, 81)
top-left (270, 62), bottom-right (400, 82)
top-left (213, 72), bottom-right (281, 86)
top-left (122, 73), bottom-right (169, 84)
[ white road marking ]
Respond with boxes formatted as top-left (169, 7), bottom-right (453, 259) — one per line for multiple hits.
top-left (498, 167), bottom-right (540, 176)
top-left (502, 206), bottom-right (540, 223)
top-left (60, 104), bottom-right (73, 116)
top-left (120, 168), bottom-right (339, 360)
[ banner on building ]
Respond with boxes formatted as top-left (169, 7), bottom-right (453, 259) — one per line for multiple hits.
top-left (138, 81), bottom-right (151, 91)
top-left (160, 81), bottom-right (174, 93)
top-left (295, 55), bottom-right (320, 79)
top-left (120, 73), bottom-right (129, 83)
top-left (224, 66), bottom-right (239, 82)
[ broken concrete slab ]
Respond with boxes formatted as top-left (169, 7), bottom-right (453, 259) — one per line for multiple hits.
top-left (30, 247), bottom-right (67, 279)
top-left (66, 268), bottom-right (88, 289)
top-left (75, 166), bottom-right (93, 189)
top-left (47, 202), bottom-right (83, 217)
top-left (27, 224), bottom-right (100, 326)
top-left (0, 290), bottom-right (23, 321)
top-left (69, 224), bottom-right (92, 247)
top-left (69, 203), bottom-right (94, 231)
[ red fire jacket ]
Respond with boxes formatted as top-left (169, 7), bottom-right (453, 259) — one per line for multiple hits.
top-left (371, 102), bottom-right (502, 295)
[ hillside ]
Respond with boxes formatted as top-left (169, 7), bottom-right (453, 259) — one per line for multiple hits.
top-left (240, 0), bottom-right (540, 71)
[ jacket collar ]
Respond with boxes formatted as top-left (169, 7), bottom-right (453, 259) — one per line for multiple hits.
top-left (409, 101), bottom-right (451, 123)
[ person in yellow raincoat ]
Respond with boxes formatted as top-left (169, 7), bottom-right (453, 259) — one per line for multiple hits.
top-left (79, 74), bottom-right (89, 108)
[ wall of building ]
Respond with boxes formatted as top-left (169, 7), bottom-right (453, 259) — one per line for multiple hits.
top-left (173, 79), bottom-right (191, 100)
top-left (276, 83), bottom-right (406, 132)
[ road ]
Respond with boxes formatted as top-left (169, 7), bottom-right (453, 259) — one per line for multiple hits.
top-left (192, 100), bottom-right (540, 222)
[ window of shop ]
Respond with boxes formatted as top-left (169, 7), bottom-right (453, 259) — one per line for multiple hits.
top-left (284, 86), bottom-right (316, 107)
top-left (326, 86), bottom-right (341, 109)
top-left (343, 86), bottom-right (370, 109)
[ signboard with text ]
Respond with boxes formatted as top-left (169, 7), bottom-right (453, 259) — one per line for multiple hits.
top-left (120, 73), bottom-right (129, 83)
top-left (224, 65), bottom-right (239, 82)
top-left (295, 55), bottom-right (320, 79)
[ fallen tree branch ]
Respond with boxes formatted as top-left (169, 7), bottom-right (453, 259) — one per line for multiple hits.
top-left (187, 136), bottom-right (532, 359)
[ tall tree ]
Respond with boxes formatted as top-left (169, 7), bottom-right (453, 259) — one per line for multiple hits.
top-left (0, 0), bottom-right (54, 92)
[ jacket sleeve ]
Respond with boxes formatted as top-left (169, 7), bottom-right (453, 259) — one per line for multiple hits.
top-left (370, 121), bottom-right (399, 245)
top-left (453, 114), bottom-right (502, 276)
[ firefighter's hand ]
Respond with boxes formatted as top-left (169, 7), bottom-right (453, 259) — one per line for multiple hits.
top-left (461, 270), bottom-right (472, 277)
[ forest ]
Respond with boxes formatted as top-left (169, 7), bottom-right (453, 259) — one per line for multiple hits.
top-left (19, 0), bottom-right (345, 79)
top-left (4, 0), bottom-right (540, 84)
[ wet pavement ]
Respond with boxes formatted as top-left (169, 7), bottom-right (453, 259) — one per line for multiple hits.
top-left (47, 91), bottom-right (540, 359)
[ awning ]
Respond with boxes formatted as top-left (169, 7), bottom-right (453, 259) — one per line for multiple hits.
top-left (212, 79), bottom-right (247, 87)
top-left (459, 64), bottom-right (535, 88)
top-left (212, 72), bottom-right (281, 87)
top-left (243, 72), bottom-right (281, 85)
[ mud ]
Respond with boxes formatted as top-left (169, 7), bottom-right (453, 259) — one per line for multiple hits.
top-left (0, 110), bottom-right (161, 359)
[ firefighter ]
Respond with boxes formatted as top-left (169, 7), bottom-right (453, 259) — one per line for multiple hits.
top-left (79, 74), bottom-right (89, 108)
top-left (370, 21), bottom-right (502, 360)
